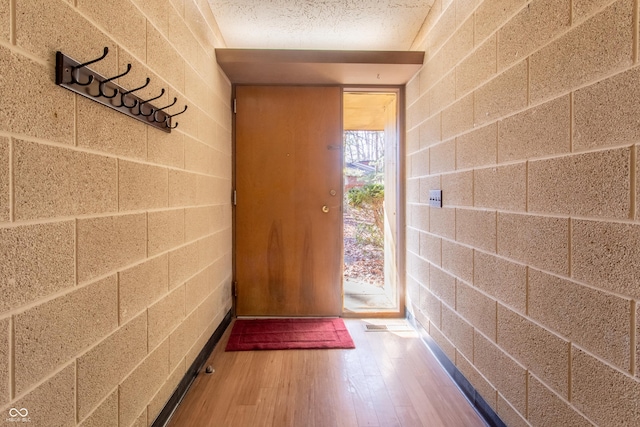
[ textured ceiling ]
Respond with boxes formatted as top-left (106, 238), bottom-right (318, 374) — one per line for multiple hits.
top-left (207, 0), bottom-right (434, 50)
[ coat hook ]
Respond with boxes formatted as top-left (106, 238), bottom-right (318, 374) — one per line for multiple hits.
top-left (72, 73), bottom-right (94, 87)
top-left (153, 97), bottom-right (177, 122)
top-left (166, 104), bottom-right (188, 119)
top-left (138, 88), bottom-right (165, 117)
top-left (165, 105), bottom-right (188, 129)
top-left (71, 47), bottom-right (109, 86)
top-left (117, 77), bottom-right (151, 108)
top-left (56, 49), bottom-right (181, 133)
top-left (97, 63), bottom-right (132, 99)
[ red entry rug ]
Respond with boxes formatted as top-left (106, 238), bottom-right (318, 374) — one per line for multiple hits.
top-left (225, 318), bottom-right (356, 351)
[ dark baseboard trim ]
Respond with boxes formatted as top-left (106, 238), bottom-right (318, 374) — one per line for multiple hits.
top-left (406, 311), bottom-right (507, 427)
top-left (152, 309), bottom-right (233, 427)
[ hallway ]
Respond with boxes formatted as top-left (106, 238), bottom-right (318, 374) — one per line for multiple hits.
top-left (2, 1), bottom-right (639, 425)
top-left (168, 319), bottom-right (486, 426)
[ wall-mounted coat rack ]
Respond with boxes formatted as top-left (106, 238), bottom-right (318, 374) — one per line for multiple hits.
top-left (55, 47), bottom-right (187, 133)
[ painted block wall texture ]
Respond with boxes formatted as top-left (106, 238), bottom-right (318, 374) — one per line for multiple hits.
top-left (0, 0), bottom-right (232, 425)
top-left (407, 0), bottom-right (640, 425)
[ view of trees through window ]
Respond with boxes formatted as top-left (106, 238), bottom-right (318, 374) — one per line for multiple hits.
top-left (344, 130), bottom-right (385, 287)
top-left (344, 130), bottom-right (385, 172)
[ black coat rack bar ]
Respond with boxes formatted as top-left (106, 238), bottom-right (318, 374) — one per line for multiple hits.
top-left (55, 47), bottom-right (187, 133)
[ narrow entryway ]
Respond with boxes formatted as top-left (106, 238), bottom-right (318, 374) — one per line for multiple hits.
top-left (342, 91), bottom-right (400, 315)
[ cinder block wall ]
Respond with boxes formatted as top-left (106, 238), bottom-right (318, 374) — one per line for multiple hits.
top-left (406, 0), bottom-right (640, 425)
top-left (0, 0), bottom-right (232, 425)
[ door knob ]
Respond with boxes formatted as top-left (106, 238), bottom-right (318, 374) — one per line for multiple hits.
top-left (322, 205), bottom-right (329, 213)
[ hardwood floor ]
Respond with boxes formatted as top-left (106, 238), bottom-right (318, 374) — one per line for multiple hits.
top-left (167, 319), bottom-right (487, 427)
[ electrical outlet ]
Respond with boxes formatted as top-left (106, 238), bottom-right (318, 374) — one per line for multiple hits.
top-left (429, 190), bottom-right (442, 208)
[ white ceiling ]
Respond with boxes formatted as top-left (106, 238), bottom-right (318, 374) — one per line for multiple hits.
top-left (207, 0), bottom-right (434, 51)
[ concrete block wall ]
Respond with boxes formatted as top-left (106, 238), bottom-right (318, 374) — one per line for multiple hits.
top-left (0, 0), bottom-right (232, 425)
top-left (406, 0), bottom-right (640, 425)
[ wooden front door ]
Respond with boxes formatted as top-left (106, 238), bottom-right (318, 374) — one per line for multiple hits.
top-left (235, 86), bottom-right (343, 316)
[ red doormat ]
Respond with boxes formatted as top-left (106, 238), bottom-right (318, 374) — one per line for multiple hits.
top-left (225, 318), bottom-right (356, 351)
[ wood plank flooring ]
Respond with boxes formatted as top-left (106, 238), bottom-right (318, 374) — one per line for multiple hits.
top-left (167, 319), bottom-right (487, 427)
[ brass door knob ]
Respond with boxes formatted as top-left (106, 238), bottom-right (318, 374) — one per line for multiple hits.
top-left (322, 205), bottom-right (329, 213)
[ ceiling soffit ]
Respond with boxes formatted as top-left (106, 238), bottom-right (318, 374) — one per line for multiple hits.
top-left (216, 49), bottom-right (424, 85)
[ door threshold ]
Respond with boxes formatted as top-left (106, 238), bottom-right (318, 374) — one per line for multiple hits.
top-left (341, 310), bottom-right (405, 319)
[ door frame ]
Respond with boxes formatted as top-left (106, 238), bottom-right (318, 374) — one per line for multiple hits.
top-left (230, 84), bottom-right (406, 318)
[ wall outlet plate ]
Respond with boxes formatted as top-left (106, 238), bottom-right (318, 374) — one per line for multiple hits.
top-left (429, 190), bottom-right (442, 208)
